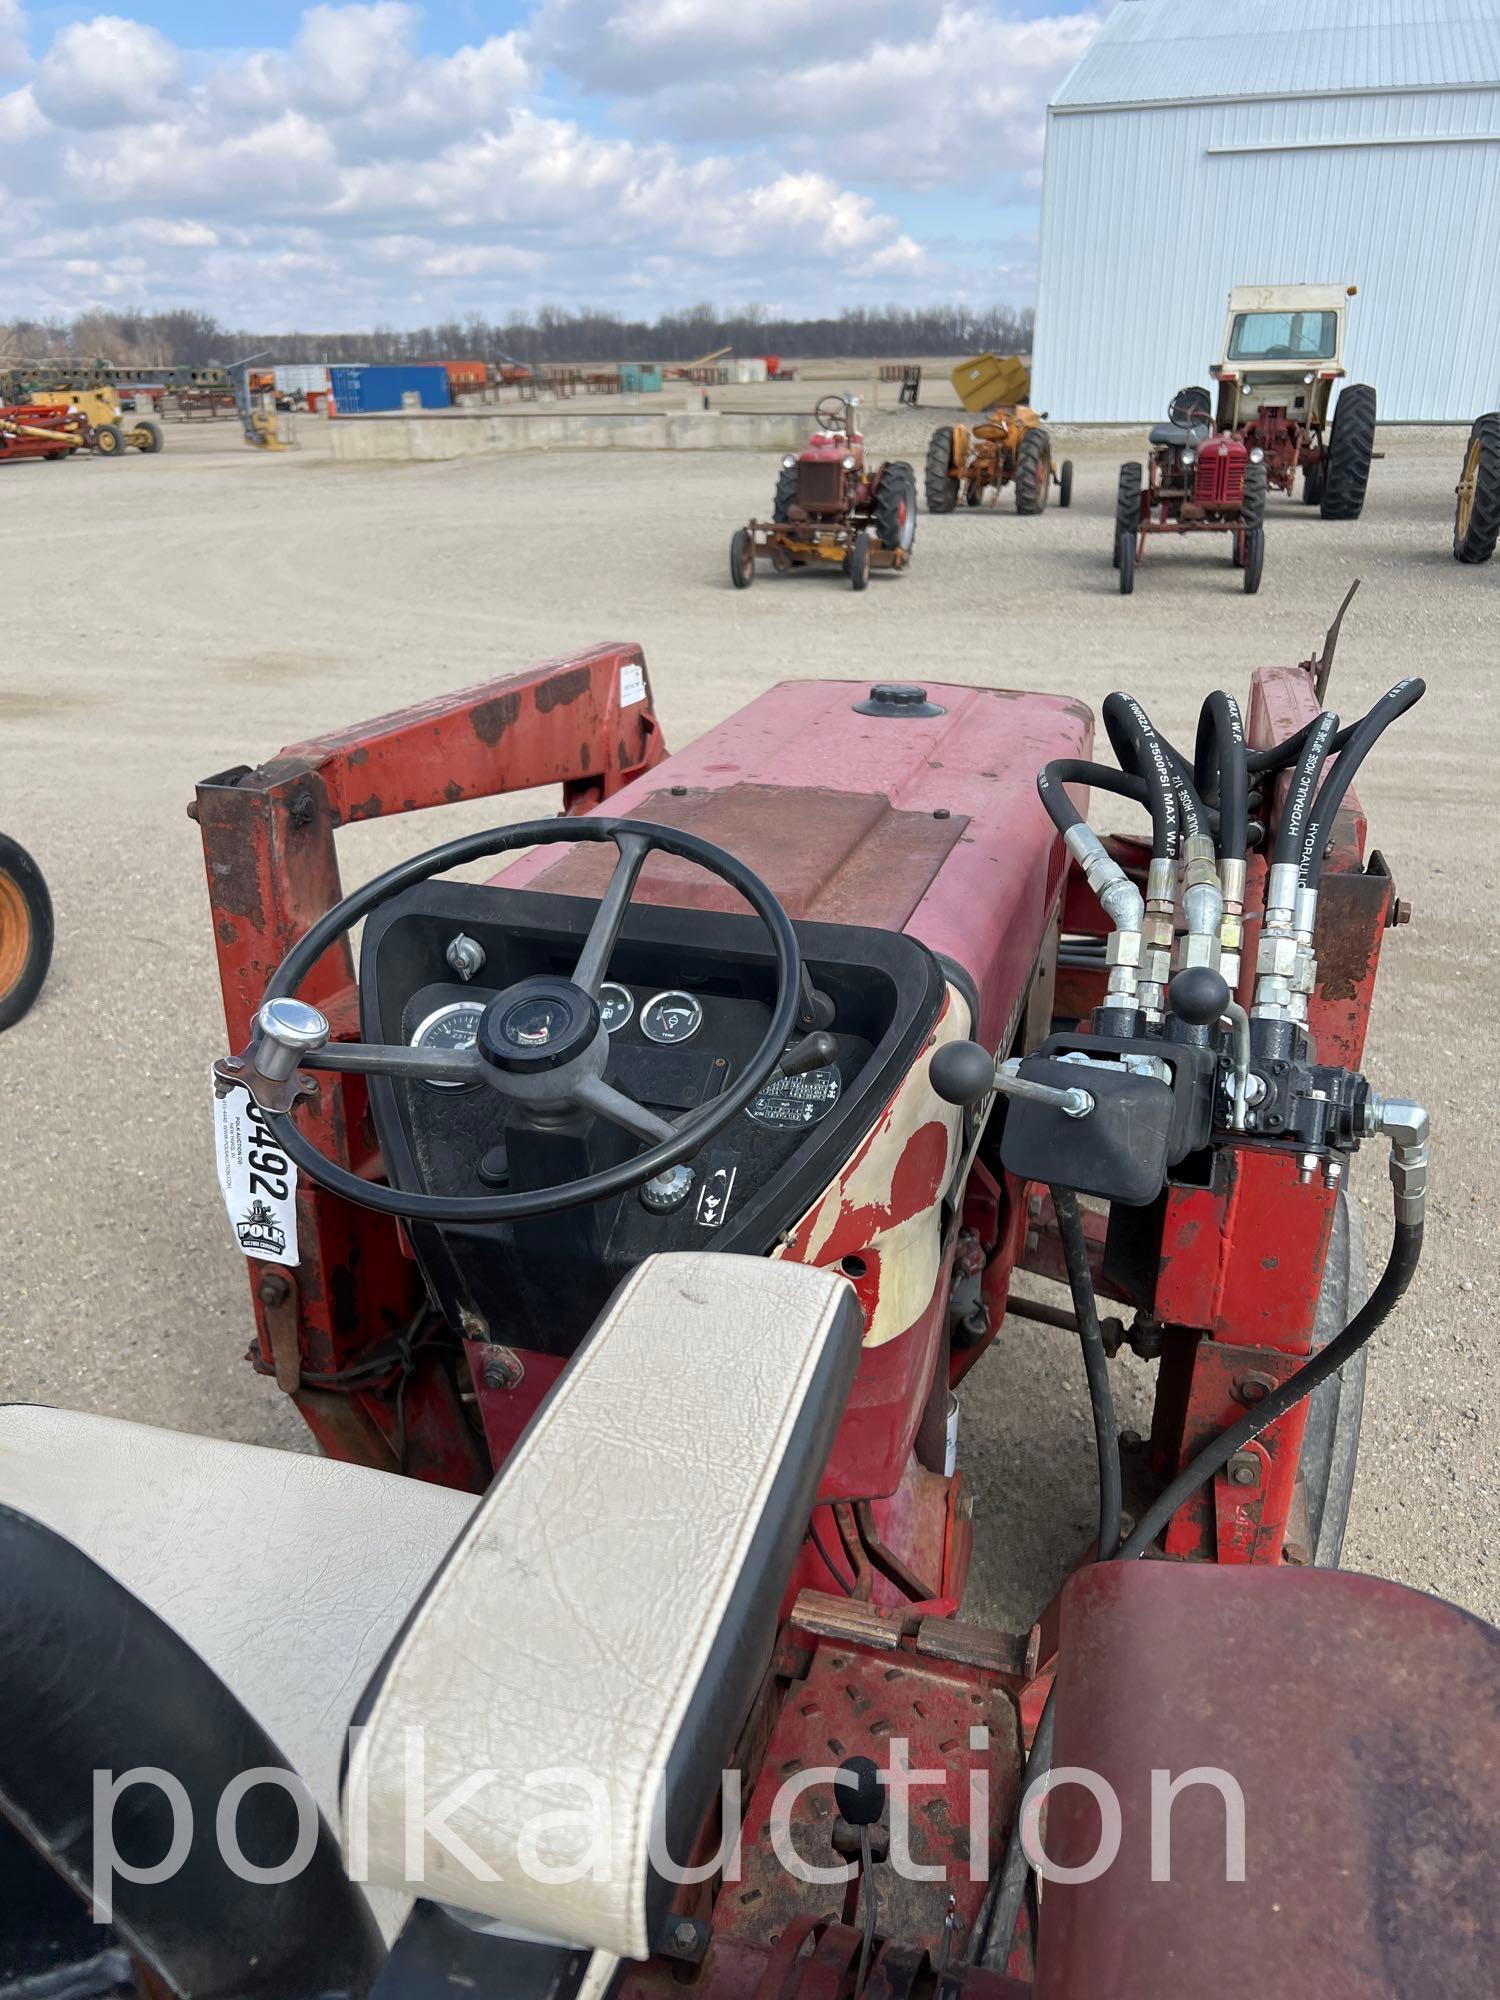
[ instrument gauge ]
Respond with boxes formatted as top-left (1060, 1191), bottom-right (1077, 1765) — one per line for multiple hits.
top-left (640, 990), bottom-right (704, 1046)
top-left (410, 999), bottom-right (485, 1089)
top-left (599, 983), bottom-right (635, 1034)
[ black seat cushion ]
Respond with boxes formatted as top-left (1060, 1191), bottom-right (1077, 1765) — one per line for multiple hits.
top-left (1149, 421), bottom-right (1211, 447)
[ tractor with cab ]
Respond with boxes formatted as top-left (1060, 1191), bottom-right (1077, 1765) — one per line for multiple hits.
top-left (732, 396), bottom-right (916, 589)
top-left (1, 623), bottom-right (1494, 1999)
top-left (1212, 282), bottom-right (1377, 519)
top-left (1115, 385), bottom-right (1267, 594)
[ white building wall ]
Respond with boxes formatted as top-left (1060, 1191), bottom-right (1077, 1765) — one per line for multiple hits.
top-left (1033, 87), bottom-right (1500, 421)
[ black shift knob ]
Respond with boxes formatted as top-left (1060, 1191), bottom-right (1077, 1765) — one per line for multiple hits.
top-left (833, 1756), bottom-right (884, 1827)
top-left (930, 1040), bottom-right (997, 1107)
top-left (1168, 965), bottom-right (1231, 1029)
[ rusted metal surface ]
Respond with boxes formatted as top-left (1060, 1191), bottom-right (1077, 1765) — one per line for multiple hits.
top-left (715, 1635), bottom-right (1020, 1961)
top-left (1038, 1562), bottom-right (1500, 1998)
top-left (196, 644), bottom-right (666, 1485)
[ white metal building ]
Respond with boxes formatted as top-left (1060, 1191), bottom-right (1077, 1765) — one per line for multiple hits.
top-left (1032, 0), bottom-right (1500, 421)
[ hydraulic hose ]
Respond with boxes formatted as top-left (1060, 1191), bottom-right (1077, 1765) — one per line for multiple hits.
top-left (1299, 678), bottom-right (1426, 890)
top-left (1038, 760), bottom-right (1229, 844)
top-left (1271, 709), bottom-right (1339, 871)
top-left (1101, 694), bottom-right (1181, 859)
top-left (976, 1142), bottom-right (1427, 1973)
top-left (1193, 693), bottom-right (1248, 864)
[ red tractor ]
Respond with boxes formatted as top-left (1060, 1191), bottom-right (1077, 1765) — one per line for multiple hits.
top-left (1115, 386), bottom-right (1267, 594)
top-left (732, 395), bottom-right (916, 589)
top-left (3, 632), bottom-right (1495, 1998)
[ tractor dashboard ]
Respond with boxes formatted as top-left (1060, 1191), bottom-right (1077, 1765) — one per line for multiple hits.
top-left (359, 882), bottom-right (945, 1351)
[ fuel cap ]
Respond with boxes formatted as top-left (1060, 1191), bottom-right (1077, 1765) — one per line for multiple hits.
top-left (853, 684), bottom-right (947, 718)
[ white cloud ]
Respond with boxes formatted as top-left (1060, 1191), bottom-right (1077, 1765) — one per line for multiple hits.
top-left (34, 15), bottom-right (182, 128)
top-left (0, 0), bottom-right (1099, 322)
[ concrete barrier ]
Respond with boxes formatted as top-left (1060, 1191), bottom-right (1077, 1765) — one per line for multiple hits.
top-left (327, 407), bottom-right (813, 463)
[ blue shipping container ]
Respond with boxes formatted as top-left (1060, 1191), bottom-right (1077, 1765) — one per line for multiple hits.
top-left (329, 364), bottom-right (451, 413)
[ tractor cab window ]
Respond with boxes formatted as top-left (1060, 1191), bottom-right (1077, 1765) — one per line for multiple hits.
top-left (1227, 311), bottom-right (1337, 362)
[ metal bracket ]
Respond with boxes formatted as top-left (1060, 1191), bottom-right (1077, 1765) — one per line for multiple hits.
top-left (257, 1267), bottom-right (303, 1393)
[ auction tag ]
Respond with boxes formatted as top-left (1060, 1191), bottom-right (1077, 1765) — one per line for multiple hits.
top-left (212, 1075), bottom-right (299, 1266)
top-left (620, 660), bottom-right (647, 707)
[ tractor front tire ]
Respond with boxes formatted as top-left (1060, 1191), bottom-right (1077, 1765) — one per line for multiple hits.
top-left (848, 530), bottom-right (872, 591)
top-left (1242, 525), bottom-right (1265, 595)
top-left (729, 528), bottom-right (755, 589)
top-left (1117, 528), bottom-right (1136, 594)
top-left (1058, 458), bottom-right (1074, 508)
top-left (874, 462), bottom-right (917, 559)
top-left (1240, 461), bottom-right (1268, 534)
top-left (924, 429), bottom-right (959, 513)
top-left (0, 834), bottom-right (54, 1032)
top-left (93, 423), bottom-right (125, 456)
top-left (131, 416), bottom-right (165, 454)
top-left (1114, 462), bottom-right (1142, 566)
top-left (1015, 428), bottom-right (1051, 515)
top-left (772, 464), bottom-right (798, 523)
top-left (1320, 383), bottom-right (1377, 521)
top-left (1453, 412), bottom-right (1500, 564)
top-left (1301, 459), bottom-right (1325, 507)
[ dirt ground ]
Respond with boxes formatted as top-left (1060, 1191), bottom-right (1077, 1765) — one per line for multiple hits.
top-left (1, 400), bottom-right (1494, 1634)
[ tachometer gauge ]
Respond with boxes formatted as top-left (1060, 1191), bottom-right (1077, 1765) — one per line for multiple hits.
top-left (640, 990), bottom-right (703, 1046)
top-left (748, 1062), bottom-right (842, 1129)
top-left (410, 999), bottom-right (484, 1088)
top-left (599, 982), bottom-right (634, 1034)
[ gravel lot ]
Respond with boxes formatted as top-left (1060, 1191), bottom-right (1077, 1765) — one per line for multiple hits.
top-left (1, 401), bottom-right (1494, 1631)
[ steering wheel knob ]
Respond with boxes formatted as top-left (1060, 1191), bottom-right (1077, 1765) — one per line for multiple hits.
top-left (256, 997), bottom-right (330, 1080)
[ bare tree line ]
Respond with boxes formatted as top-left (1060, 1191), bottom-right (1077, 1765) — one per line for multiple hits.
top-left (1, 302), bottom-right (1033, 369)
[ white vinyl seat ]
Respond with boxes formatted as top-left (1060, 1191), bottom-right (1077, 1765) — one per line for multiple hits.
top-left (346, 1253), bottom-right (862, 1962)
top-left (0, 1400), bottom-right (477, 1936)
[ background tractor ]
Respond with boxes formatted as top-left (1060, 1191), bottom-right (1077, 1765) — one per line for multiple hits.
top-left (1453, 411), bottom-right (1500, 564)
top-left (731, 395), bottom-right (916, 590)
top-left (925, 352), bottom-right (1072, 513)
top-left (1116, 385), bottom-right (1267, 595)
top-left (1212, 282), bottom-right (1376, 519)
top-left (28, 386), bottom-right (164, 456)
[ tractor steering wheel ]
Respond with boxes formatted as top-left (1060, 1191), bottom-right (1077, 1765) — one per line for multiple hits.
top-left (814, 394), bottom-right (853, 434)
top-left (234, 817), bottom-right (803, 1223)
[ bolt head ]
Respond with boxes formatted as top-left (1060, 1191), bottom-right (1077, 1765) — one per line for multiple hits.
top-left (1228, 1456), bottom-right (1259, 1488)
top-left (672, 1921), bottom-right (697, 1951)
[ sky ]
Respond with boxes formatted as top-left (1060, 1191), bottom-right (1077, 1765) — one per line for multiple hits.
top-left (0, 1), bottom-right (1108, 328)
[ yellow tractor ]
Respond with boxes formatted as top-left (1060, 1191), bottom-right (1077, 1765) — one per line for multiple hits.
top-left (924, 352), bottom-right (1072, 515)
top-left (30, 387), bottom-right (164, 456)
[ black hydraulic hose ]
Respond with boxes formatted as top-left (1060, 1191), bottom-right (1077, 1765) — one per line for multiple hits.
top-left (977, 1212), bottom-right (1425, 1972)
top-left (1271, 709), bottom-right (1338, 871)
top-left (1039, 760), bottom-right (1230, 846)
top-left (1299, 678), bottom-right (1426, 890)
top-left (1101, 693), bottom-right (1181, 858)
top-left (1193, 692), bottom-right (1248, 863)
top-left (974, 1190), bottom-right (1120, 1971)
top-left (1051, 1188), bottom-right (1122, 1561)
top-left (1157, 737), bottom-right (1211, 848)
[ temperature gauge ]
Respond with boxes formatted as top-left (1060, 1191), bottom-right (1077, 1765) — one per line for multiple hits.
top-left (409, 999), bottom-right (484, 1088)
top-left (641, 990), bottom-right (703, 1046)
top-left (599, 983), bottom-right (635, 1034)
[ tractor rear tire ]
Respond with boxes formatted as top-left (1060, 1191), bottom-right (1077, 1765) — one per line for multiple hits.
top-left (1117, 528), bottom-right (1136, 594)
top-left (1299, 1188), bottom-right (1368, 1567)
top-left (1240, 461), bottom-right (1268, 533)
top-left (1114, 463), bottom-right (1142, 566)
top-left (0, 834), bottom-right (53, 1032)
top-left (1058, 458), bottom-right (1074, 508)
top-left (924, 428), bottom-right (959, 513)
top-left (772, 464), bottom-right (798, 523)
top-left (729, 528), bottom-right (755, 589)
top-left (1319, 383), bottom-right (1377, 520)
top-left (848, 531), bottom-right (871, 591)
top-left (1242, 525), bottom-right (1265, 595)
top-left (874, 463), bottom-right (917, 559)
top-left (1453, 412), bottom-right (1500, 564)
top-left (93, 423), bottom-right (125, 456)
top-left (1015, 427), bottom-right (1050, 514)
top-left (131, 417), bottom-right (165, 454)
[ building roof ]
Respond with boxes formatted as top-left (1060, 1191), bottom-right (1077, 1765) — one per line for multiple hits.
top-left (1052, 0), bottom-right (1500, 110)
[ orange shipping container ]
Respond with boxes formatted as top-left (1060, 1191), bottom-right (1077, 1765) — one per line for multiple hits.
top-left (443, 360), bottom-right (488, 392)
